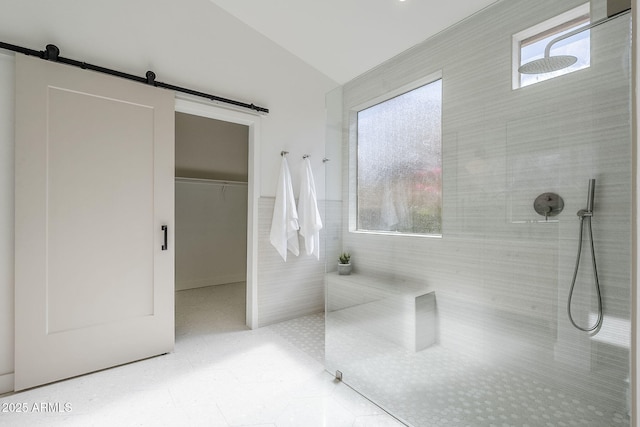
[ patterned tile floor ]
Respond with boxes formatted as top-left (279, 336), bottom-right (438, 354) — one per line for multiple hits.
top-left (267, 312), bottom-right (325, 365)
top-left (0, 282), bottom-right (403, 427)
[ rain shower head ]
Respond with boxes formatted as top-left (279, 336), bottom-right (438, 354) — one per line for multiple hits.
top-left (518, 55), bottom-right (578, 74)
top-left (518, 12), bottom-right (627, 75)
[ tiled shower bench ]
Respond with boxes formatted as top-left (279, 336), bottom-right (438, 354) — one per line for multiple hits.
top-left (326, 272), bottom-right (437, 352)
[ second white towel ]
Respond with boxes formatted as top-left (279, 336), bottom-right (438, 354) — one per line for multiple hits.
top-left (298, 157), bottom-right (323, 260)
top-left (270, 157), bottom-right (299, 261)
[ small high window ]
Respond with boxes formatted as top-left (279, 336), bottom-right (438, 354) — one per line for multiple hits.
top-left (355, 76), bottom-right (442, 236)
top-left (513, 3), bottom-right (590, 89)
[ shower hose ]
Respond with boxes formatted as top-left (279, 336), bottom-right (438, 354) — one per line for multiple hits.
top-left (567, 213), bottom-right (603, 332)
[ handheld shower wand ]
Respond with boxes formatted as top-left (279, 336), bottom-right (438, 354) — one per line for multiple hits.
top-left (576, 179), bottom-right (595, 218)
top-left (586, 178), bottom-right (595, 212)
top-left (567, 179), bottom-right (603, 333)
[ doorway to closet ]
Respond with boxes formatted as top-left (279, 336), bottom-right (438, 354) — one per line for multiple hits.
top-left (174, 111), bottom-right (249, 334)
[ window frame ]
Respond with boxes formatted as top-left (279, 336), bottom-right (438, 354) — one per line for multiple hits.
top-left (512, 3), bottom-right (590, 90)
top-left (348, 70), bottom-right (443, 238)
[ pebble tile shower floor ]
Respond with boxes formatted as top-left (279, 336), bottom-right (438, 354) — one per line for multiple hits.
top-left (327, 314), bottom-right (630, 427)
top-left (0, 282), bottom-right (403, 427)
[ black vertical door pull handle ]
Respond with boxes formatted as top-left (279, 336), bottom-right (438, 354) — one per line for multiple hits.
top-left (161, 225), bottom-right (168, 250)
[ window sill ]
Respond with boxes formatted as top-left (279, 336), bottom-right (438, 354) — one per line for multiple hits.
top-left (349, 230), bottom-right (442, 239)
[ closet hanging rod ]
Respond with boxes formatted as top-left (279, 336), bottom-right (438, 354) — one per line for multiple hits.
top-left (0, 42), bottom-right (269, 114)
top-left (175, 177), bottom-right (247, 187)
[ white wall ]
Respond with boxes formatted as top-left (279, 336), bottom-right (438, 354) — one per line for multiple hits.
top-left (0, 52), bottom-right (15, 394)
top-left (0, 0), bottom-right (337, 199)
top-left (0, 0), bottom-right (338, 392)
top-left (175, 181), bottom-right (248, 290)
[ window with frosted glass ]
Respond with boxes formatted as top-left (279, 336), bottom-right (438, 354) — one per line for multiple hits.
top-left (356, 79), bottom-right (442, 235)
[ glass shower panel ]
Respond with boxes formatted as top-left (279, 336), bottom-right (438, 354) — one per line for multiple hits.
top-left (323, 86), bottom-right (344, 275)
top-left (325, 1), bottom-right (632, 426)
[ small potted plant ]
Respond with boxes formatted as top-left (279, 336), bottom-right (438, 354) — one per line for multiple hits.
top-left (338, 252), bottom-right (351, 275)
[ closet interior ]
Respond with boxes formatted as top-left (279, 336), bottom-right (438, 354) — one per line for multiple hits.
top-left (174, 112), bottom-right (249, 330)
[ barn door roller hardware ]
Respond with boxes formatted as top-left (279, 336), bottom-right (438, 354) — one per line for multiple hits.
top-left (0, 41), bottom-right (269, 114)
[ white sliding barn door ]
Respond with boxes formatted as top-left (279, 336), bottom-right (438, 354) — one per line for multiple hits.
top-left (14, 55), bottom-right (175, 391)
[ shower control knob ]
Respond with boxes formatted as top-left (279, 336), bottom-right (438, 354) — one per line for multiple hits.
top-left (534, 192), bottom-right (564, 220)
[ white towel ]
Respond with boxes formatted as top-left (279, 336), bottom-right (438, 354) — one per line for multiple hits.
top-left (297, 157), bottom-right (323, 260)
top-left (270, 157), bottom-right (299, 261)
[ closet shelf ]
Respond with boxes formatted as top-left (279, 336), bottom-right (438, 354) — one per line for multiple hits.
top-left (175, 177), bottom-right (248, 187)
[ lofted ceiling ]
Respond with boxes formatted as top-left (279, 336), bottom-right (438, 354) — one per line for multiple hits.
top-left (208, 0), bottom-right (499, 84)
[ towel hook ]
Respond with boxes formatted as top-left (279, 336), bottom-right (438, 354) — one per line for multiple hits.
top-left (280, 151), bottom-right (289, 157)
top-left (322, 158), bottom-right (330, 163)
top-left (302, 154), bottom-right (310, 159)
